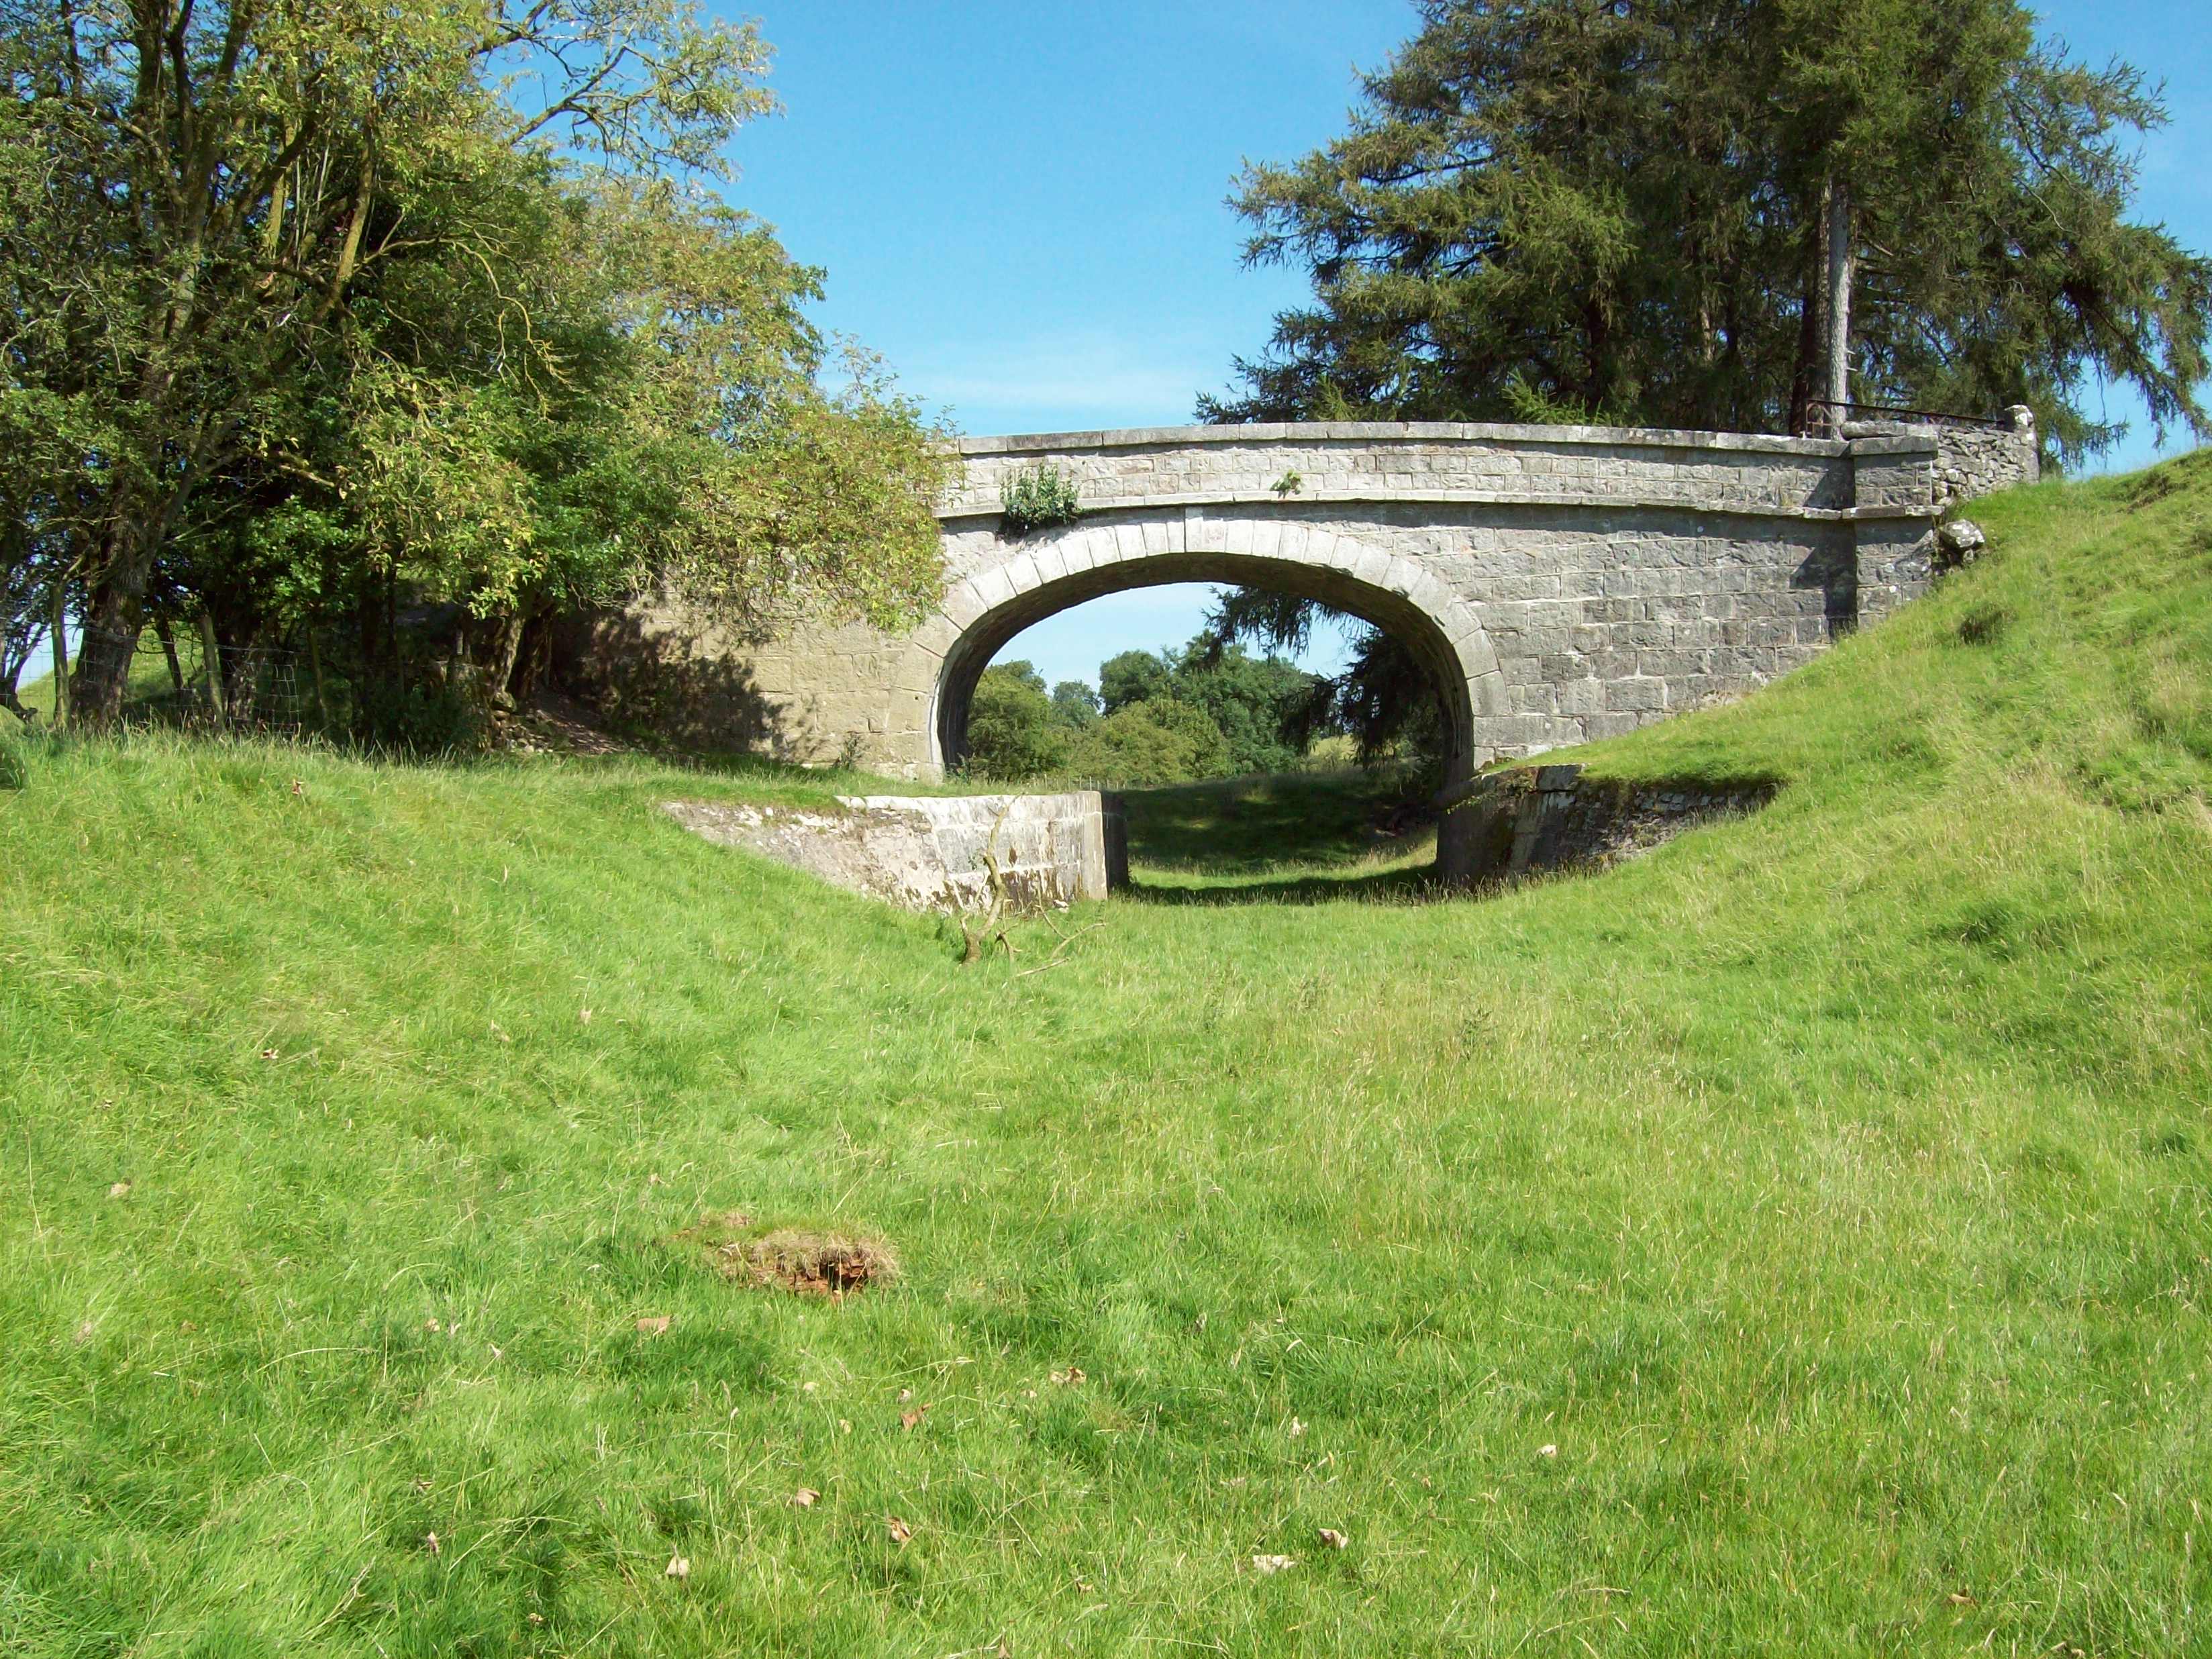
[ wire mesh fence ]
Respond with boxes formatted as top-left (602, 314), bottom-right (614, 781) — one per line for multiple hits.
top-left (123, 632), bottom-right (317, 736)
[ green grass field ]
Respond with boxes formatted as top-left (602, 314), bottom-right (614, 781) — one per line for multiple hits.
top-left (3, 454), bottom-right (2210, 1656)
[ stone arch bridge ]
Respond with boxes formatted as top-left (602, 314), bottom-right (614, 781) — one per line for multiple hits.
top-left (576, 417), bottom-right (2035, 798)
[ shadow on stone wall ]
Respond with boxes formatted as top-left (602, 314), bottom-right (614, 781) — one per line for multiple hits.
top-left (1440, 762), bottom-right (1780, 883)
top-left (552, 611), bottom-right (801, 758)
top-left (1793, 541), bottom-right (1860, 634)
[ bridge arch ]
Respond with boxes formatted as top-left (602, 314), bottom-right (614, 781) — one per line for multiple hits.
top-left (892, 510), bottom-right (1508, 785)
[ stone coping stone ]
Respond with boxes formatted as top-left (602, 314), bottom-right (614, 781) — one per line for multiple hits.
top-left (954, 421), bottom-right (1861, 458)
top-left (934, 487), bottom-right (1941, 526)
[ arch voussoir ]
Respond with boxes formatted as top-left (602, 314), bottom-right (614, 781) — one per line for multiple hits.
top-left (919, 507), bottom-right (1499, 790)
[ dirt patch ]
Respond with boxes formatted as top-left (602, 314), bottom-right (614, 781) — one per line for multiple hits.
top-left (674, 1211), bottom-right (900, 1299)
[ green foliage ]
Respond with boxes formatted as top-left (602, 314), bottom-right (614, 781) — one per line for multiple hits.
top-left (1206, 0), bottom-right (2212, 466)
top-left (1162, 644), bottom-right (1317, 774)
top-left (1201, 589), bottom-right (1438, 772)
top-left (4, 460), bottom-right (2212, 1653)
top-left (963, 662), bottom-right (1072, 780)
top-left (1067, 695), bottom-right (1233, 786)
top-left (0, 1), bottom-right (952, 727)
top-left (998, 465), bottom-right (1085, 536)
top-left (353, 674), bottom-right (492, 757)
top-left (1097, 649), bottom-right (1172, 715)
top-left (961, 639), bottom-right (1325, 785)
top-left (1050, 681), bottom-right (1101, 728)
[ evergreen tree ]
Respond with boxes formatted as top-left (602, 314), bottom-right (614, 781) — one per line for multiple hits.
top-left (1201, 0), bottom-right (2212, 763)
top-left (1207, 0), bottom-right (2209, 460)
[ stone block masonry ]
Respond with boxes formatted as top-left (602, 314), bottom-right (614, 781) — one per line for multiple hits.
top-left (663, 791), bottom-right (1125, 912)
top-left (582, 415), bottom-right (2037, 821)
top-left (1438, 764), bottom-right (1776, 883)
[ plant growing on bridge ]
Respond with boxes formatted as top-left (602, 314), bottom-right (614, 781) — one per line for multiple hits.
top-left (999, 465), bottom-right (1085, 536)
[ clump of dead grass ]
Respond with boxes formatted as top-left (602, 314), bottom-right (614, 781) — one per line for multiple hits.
top-left (674, 1211), bottom-right (900, 1298)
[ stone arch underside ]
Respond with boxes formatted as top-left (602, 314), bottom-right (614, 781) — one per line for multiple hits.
top-left (895, 513), bottom-right (1506, 785)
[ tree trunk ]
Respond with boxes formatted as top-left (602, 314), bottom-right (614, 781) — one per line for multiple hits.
top-left (306, 628), bottom-right (332, 728)
top-left (154, 615), bottom-right (185, 695)
top-left (1825, 179), bottom-right (1855, 422)
top-left (1787, 270), bottom-right (1823, 437)
top-left (68, 518), bottom-right (154, 727)
top-left (197, 610), bottom-right (227, 726)
top-left (471, 607), bottom-right (529, 713)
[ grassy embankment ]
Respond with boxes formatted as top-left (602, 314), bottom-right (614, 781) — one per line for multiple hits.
top-left (3, 454), bottom-right (2209, 1656)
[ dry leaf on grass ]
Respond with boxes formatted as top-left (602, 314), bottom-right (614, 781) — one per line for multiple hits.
top-left (900, 1405), bottom-right (929, 1431)
top-left (790, 1488), bottom-right (820, 1509)
top-left (1050, 1366), bottom-right (1085, 1387)
top-left (664, 1554), bottom-right (689, 1581)
top-left (1251, 1554), bottom-right (1296, 1574)
top-left (1317, 1528), bottom-right (1349, 1550)
top-left (107, 1180), bottom-right (131, 1199)
top-left (886, 1516), bottom-right (912, 1546)
top-left (424, 1532), bottom-right (441, 1556)
top-left (1537, 1444), bottom-right (1558, 1458)
top-left (1287, 1417), bottom-right (1307, 1438)
top-left (636, 1315), bottom-right (671, 1336)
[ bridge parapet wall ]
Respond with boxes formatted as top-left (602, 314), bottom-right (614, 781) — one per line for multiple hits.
top-left (945, 422), bottom-right (1862, 522)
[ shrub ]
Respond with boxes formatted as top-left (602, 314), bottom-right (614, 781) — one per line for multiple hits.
top-left (354, 673), bottom-right (489, 755)
top-left (963, 662), bottom-right (1071, 779)
top-left (1067, 697), bottom-right (1234, 785)
top-left (999, 465), bottom-right (1084, 536)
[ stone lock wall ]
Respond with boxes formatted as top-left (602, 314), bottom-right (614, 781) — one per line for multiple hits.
top-left (1438, 763), bottom-right (1776, 883)
top-left (572, 416), bottom-right (2039, 791)
top-left (663, 791), bottom-right (1125, 912)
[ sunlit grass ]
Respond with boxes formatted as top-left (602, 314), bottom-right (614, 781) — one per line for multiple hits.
top-left (2, 452), bottom-right (2210, 1656)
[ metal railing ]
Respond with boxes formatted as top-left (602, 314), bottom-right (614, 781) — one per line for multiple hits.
top-left (1803, 398), bottom-right (2017, 432)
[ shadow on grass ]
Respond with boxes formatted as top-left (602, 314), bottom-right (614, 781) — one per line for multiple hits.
top-left (1121, 768), bottom-right (1430, 876)
top-left (1122, 860), bottom-right (1444, 907)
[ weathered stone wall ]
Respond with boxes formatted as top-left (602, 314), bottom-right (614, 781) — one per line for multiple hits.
top-left (1936, 411), bottom-right (2041, 506)
top-left (663, 791), bottom-right (1124, 911)
top-left (1437, 762), bottom-right (1775, 883)
top-left (1841, 409), bottom-right (2040, 511)
top-left (568, 417), bottom-right (2038, 785)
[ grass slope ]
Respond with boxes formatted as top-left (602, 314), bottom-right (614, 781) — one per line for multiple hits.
top-left (3, 456), bottom-right (2210, 1656)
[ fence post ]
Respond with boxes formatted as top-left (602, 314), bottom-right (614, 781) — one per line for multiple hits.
top-left (306, 630), bottom-right (333, 729)
top-left (197, 612), bottom-right (226, 727)
top-left (48, 576), bottom-right (68, 730)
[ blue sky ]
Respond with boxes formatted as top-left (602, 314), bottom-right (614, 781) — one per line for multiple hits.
top-left (719, 1), bottom-right (2212, 691)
